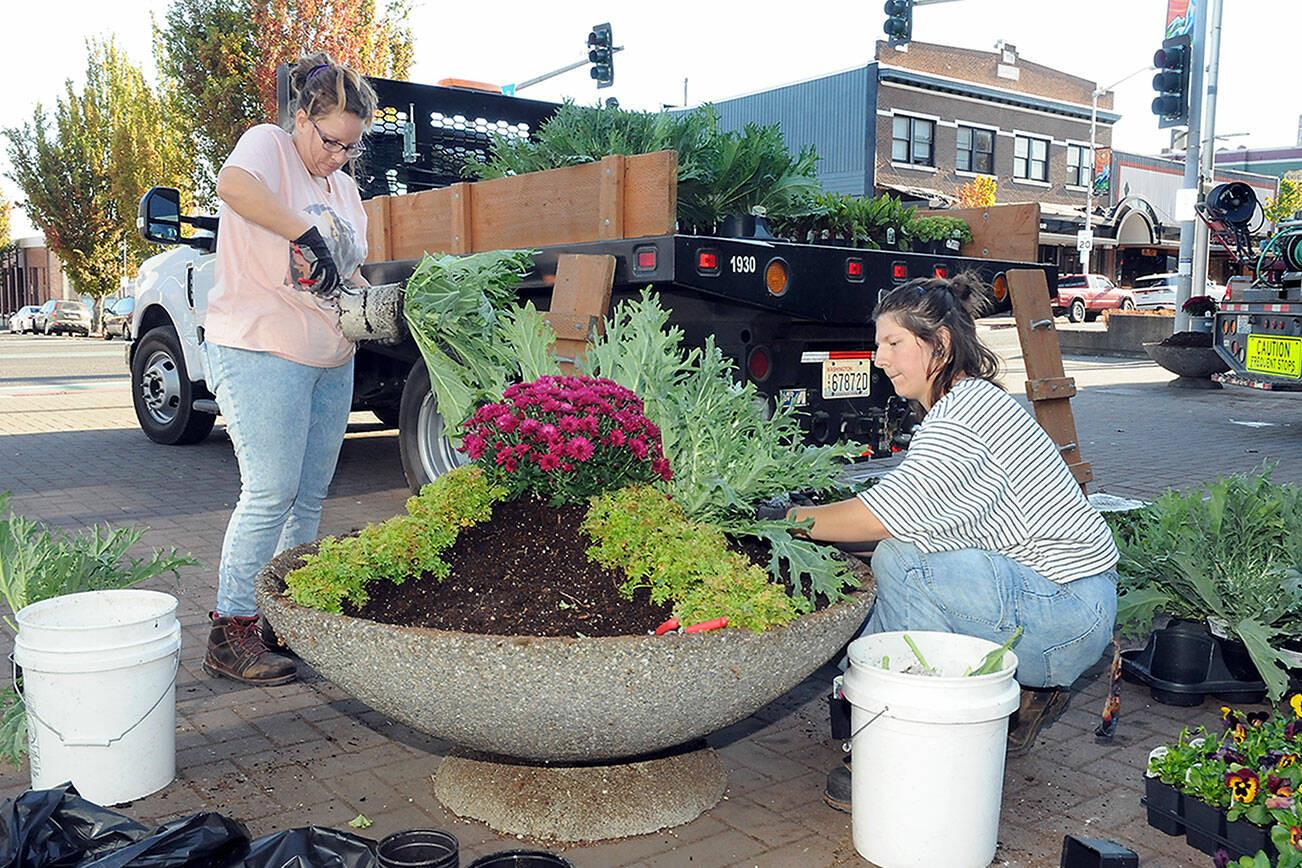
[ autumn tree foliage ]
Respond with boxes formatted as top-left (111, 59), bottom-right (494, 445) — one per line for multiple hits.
top-left (249, 0), bottom-right (414, 122)
top-left (0, 191), bottom-right (10, 248)
top-left (955, 175), bottom-right (996, 208)
top-left (1263, 172), bottom-right (1302, 227)
top-left (155, 0), bottom-right (263, 202)
top-left (3, 40), bottom-right (192, 318)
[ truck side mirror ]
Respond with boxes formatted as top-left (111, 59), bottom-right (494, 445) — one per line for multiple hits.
top-left (137, 187), bottom-right (217, 252)
top-left (138, 186), bottom-right (182, 244)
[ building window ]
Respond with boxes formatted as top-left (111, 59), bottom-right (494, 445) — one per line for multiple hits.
top-left (892, 115), bottom-right (934, 167)
top-left (957, 126), bottom-right (994, 174)
top-left (1014, 135), bottom-right (1049, 181)
top-left (1067, 144), bottom-right (1092, 187)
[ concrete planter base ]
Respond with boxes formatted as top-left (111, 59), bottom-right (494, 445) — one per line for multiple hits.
top-left (1144, 342), bottom-right (1229, 389)
top-left (435, 744), bottom-right (727, 841)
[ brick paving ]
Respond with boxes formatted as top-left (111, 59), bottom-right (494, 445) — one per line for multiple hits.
top-left (2, 328), bottom-right (1301, 866)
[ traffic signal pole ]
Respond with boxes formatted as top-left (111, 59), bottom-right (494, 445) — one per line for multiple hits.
top-left (1173, 14), bottom-right (1207, 332)
top-left (1190, 0), bottom-right (1224, 330)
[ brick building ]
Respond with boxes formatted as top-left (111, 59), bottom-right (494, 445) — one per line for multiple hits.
top-left (0, 236), bottom-right (71, 314)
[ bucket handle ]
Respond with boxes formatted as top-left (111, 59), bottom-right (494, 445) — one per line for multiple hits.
top-left (833, 676), bottom-right (889, 753)
top-left (11, 652), bottom-right (179, 748)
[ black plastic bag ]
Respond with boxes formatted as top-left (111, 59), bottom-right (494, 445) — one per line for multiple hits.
top-left (243, 826), bottom-right (377, 868)
top-left (0, 782), bottom-right (149, 868)
top-left (78, 812), bottom-right (249, 868)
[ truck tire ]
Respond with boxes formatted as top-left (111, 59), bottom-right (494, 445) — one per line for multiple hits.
top-left (398, 358), bottom-right (468, 493)
top-left (1068, 299), bottom-right (1086, 323)
top-left (131, 325), bottom-right (216, 445)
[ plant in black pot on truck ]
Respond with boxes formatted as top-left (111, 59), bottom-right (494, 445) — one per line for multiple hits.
top-left (1107, 465), bottom-right (1302, 701)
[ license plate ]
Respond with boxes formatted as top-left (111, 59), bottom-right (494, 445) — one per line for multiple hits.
top-left (1245, 334), bottom-right (1302, 379)
top-left (822, 357), bottom-right (873, 398)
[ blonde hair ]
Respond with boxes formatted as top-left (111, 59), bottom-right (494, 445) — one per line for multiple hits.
top-left (289, 52), bottom-right (377, 125)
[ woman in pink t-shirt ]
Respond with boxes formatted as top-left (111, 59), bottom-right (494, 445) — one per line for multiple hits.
top-left (201, 53), bottom-right (376, 686)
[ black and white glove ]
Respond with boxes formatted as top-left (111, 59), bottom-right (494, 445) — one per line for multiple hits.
top-left (754, 495), bottom-right (796, 522)
top-left (290, 226), bottom-right (342, 299)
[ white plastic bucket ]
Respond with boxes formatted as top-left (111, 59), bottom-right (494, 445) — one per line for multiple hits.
top-left (13, 589), bottom-right (180, 805)
top-left (839, 631), bottom-right (1021, 868)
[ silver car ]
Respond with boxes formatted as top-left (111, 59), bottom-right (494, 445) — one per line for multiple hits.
top-left (1129, 273), bottom-right (1226, 311)
top-left (33, 299), bottom-right (92, 336)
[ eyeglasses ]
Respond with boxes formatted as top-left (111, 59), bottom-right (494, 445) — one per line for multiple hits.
top-left (309, 117), bottom-right (366, 158)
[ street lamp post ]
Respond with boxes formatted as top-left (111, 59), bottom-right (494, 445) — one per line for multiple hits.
top-left (1082, 65), bottom-right (1155, 272)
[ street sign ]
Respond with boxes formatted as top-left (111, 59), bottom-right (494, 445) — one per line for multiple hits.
top-left (1076, 230), bottom-right (1094, 253)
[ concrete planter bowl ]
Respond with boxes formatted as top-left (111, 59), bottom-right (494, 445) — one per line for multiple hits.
top-left (1144, 340), bottom-right (1229, 389)
top-left (256, 542), bottom-right (875, 840)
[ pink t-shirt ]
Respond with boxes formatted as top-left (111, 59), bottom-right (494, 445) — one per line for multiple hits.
top-left (205, 124), bottom-right (367, 368)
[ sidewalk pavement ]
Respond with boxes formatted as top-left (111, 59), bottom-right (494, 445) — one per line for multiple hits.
top-left (2, 335), bottom-right (1301, 867)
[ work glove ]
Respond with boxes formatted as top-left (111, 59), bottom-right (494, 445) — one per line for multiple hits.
top-left (753, 491), bottom-right (814, 522)
top-left (290, 226), bottom-right (343, 299)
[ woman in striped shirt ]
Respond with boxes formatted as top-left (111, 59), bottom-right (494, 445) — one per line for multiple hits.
top-left (791, 275), bottom-right (1118, 795)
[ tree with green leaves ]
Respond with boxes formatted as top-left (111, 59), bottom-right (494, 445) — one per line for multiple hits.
top-left (155, 0), bottom-right (263, 204)
top-left (0, 191), bottom-right (11, 248)
top-left (3, 40), bottom-right (192, 325)
top-left (1264, 172), bottom-right (1302, 227)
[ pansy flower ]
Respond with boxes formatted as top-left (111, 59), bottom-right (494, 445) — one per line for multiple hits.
top-left (1291, 694), bottom-right (1302, 719)
top-left (1224, 767), bottom-right (1259, 803)
top-left (1292, 825), bottom-right (1302, 851)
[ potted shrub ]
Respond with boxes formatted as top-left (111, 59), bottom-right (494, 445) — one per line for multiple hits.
top-left (1184, 294), bottom-right (1220, 333)
top-left (906, 215), bottom-right (973, 254)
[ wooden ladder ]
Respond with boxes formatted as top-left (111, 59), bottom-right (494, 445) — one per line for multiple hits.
top-left (1006, 269), bottom-right (1092, 491)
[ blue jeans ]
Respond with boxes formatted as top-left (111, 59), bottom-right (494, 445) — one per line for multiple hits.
top-left (204, 343), bottom-right (353, 617)
top-left (862, 539), bottom-right (1118, 688)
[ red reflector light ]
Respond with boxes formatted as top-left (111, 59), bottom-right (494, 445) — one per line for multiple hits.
top-left (847, 260), bottom-right (864, 278)
top-left (892, 263), bottom-right (907, 280)
top-left (699, 252), bottom-right (718, 270)
top-left (933, 265), bottom-right (948, 278)
top-left (637, 250), bottom-right (657, 269)
top-left (747, 347), bottom-right (771, 382)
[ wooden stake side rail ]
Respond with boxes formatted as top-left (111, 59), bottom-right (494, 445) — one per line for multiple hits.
top-left (363, 150), bottom-right (678, 263)
top-left (1006, 269), bottom-right (1093, 491)
top-left (545, 254), bottom-right (616, 374)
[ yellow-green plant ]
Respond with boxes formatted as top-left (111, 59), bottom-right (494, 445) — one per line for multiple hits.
top-left (582, 485), bottom-right (798, 632)
top-left (285, 467), bottom-right (506, 614)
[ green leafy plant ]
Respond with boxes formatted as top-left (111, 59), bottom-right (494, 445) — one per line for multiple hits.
top-left (582, 485), bottom-right (797, 631)
top-left (0, 492), bottom-right (197, 766)
top-left (285, 467), bottom-right (506, 613)
top-left (1111, 466), bottom-right (1302, 700)
top-left (770, 192), bottom-right (918, 249)
top-left (579, 291), bottom-right (863, 609)
top-left (461, 374), bottom-right (672, 506)
top-left (402, 249), bottom-right (560, 444)
top-left (907, 215), bottom-right (974, 247)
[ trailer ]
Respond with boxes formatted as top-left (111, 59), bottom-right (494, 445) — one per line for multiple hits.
top-left (128, 74), bottom-right (1056, 492)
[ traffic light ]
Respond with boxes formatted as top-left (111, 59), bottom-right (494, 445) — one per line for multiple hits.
top-left (588, 23), bottom-right (614, 88)
top-left (883, 0), bottom-right (913, 46)
top-left (1151, 34), bottom-right (1191, 129)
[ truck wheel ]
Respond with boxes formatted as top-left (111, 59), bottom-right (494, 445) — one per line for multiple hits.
top-left (131, 325), bottom-right (215, 445)
top-left (398, 358), bottom-right (468, 493)
top-left (1120, 298), bottom-right (1135, 311)
top-left (1068, 299), bottom-right (1086, 323)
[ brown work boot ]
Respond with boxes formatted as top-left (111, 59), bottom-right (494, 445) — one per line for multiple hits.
top-left (204, 612), bottom-right (296, 685)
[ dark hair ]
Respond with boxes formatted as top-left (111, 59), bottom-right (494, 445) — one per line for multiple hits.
top-left (289, 52), bottom-right (378, 125)
top-left (874, 272), bottom-right (1002, 407)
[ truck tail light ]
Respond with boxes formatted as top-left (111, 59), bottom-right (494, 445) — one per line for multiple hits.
top-left (892, 262), bottom-right (908, 281)
top-left (697, 250), bottom-right (720, 274)
top-left (634, 246), bottom-right (657, 272)
top-left (846, 258), bottom-right (864, 281)
top-left (991, 272), bottom-right (1008, 302)
top-left (933, 265), bottom-right (948, 279)
top-left (765, 258), bottom-right (789, 296)
top-left (747, 346), bottom-right (772, 382)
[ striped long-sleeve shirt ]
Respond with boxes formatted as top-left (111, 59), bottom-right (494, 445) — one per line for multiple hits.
top-left (858, 377), bottom-right (1117, 584)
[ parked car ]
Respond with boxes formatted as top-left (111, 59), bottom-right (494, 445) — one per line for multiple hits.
top-left (1052, 274), bottom-right (1136, 322)
top-left (9, 305), bottom-right (41, 334)
top-left (1128, 272), bottom-right (1227, 311)
top-left (33, 299), bottom-right (92, 336)
top-left (103, 297), bottom-right (135, 340)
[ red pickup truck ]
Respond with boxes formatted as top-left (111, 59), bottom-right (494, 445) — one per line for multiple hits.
top-left (1052, 274), bottom-right (1136, 322)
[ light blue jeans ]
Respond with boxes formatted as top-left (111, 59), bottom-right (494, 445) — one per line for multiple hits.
top-left (862, 539), bottom-right (1118, 688)
top-left (204, 343), bottom-right (353, 617)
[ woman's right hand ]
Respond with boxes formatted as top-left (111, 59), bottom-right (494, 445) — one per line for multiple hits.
top-left (290, 227), bottom-right (343, 298)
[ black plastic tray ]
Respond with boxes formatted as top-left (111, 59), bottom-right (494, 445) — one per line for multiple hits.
top-left (1120, 620), bottom-right (1266, 706)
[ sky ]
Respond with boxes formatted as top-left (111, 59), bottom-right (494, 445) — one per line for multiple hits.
top-left (3, 0), bottom-right (1300, 239)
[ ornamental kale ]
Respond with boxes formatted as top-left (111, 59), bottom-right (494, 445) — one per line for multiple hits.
top-left (460, 375), bottom-right (672, 506)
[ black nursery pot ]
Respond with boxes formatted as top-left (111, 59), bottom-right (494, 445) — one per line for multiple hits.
top-left (1182, 798), bottom-right (1227, 857)
top-left (377, 829), bottom-right (459, 868)
top-left (1142, 776), bottom-right (1184, 836)
top-left (1225, 816), bottom-right (1277, 860)
top-left (467, 852), bottom-right (573, 868)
